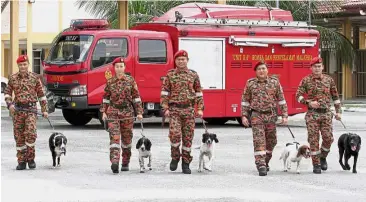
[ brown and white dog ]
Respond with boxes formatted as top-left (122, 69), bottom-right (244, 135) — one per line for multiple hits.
top-left (279, 142), bottom-right (311, 174)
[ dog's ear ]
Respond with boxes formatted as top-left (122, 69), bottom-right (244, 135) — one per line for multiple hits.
top-left (297, 146), bottom-right (305, 157)
top-left (145, 139), bottom-right (152, 151)
top-left (213, 134), bottom-right (219, 143)
top-left (202, 133), bottom-right (208, 143)
top-left (136, 138), bottom-right (142, 149)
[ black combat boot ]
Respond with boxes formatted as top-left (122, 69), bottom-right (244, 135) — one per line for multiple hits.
top-left (313, 164), bottom-right (321, 174)
top-left (16, 162), bottom-right (26, 170)
top-left (320, 158), bottom-right (328, 171)
top-left (28, 160), bottom-right (36, 169)
top-left (111, 163), bottom-right (119, 174)
top-left (170, 159), bottom-right (179, 171)
top-left (258, 166), bottom-right (267, 176)
top-left (182, 162), bottom-right (191, 174)
top-left (121, 164), bottom-right (129, 171)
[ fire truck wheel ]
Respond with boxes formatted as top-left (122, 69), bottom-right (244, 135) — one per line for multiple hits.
top-left (62, 109), bottom-right (92, 126)
top-left (204, 118), bottom-right (228, 125)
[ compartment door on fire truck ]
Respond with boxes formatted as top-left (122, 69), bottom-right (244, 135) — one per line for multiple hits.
top-left (178, 38), bottom-right (225, 90)
top-left (134, 37), bottom-right (173, 109)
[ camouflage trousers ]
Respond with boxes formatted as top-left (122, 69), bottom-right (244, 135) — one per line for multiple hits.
top-left (107, 108), bottom-right (134, 165)
top-left (250, 111), bottom-right (278, 168)
top-left (13, 110), bottom-right (37, 163)
top-left (168, 107), bottom-right (195, 164)
top-left (305, 111), bottom-right (334, 165)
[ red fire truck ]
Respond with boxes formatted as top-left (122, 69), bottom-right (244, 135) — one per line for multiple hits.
top-left (43, 3), bottom-right (319, 126)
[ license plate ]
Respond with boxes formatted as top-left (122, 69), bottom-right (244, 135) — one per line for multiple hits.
top-left (147, 103), bottom-right (155, 110)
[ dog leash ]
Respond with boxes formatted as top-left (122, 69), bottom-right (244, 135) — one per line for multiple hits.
top-left (286, 125), bottom-right (300, 149)
top-left (14, 106), bottom-right (55, 131)
top-left (139, 119), bottom-right (145, 138)
top-left (201, 118), bottom-right (208, 133)
top-left (330, 111), bottom-right (347, 129)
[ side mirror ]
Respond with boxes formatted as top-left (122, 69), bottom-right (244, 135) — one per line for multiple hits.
top-left (41, 48), bottom-right (45, 61)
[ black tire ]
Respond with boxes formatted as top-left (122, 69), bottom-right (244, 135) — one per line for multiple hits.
top-left (62, 109), bottom-right (92, 126)
top-left (204, 118), bottom-right (228, 125)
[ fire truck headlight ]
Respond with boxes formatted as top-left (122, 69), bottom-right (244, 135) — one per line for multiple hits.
top-left (70, 85), bottom-right (87, 96)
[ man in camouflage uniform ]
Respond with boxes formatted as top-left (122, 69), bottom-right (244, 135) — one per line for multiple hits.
top-left (160, 50), bottom-right (204, 174)
top-left (4, 55), bottom-right (48, 170)
top-left (296, 57), bottom-right (341, 174)
top-left (241, 61), bottom-right (288, 176)
top-left (100, 57), bottom-right (143, 173)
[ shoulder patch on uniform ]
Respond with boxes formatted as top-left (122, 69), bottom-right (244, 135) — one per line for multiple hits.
top-left (29, 72), bottom-right (40, 79)
top-left (270, 75), bottom-right (279, 80)
top-left (247, 78), bottom-right (256, 83)
top-left (9, 73), bottom-right (18, 79)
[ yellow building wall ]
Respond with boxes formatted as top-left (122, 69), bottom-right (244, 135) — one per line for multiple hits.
top-left (1, 33), bottom-right (58, 44)
top-left (3, 49), bottom-right (10, 77)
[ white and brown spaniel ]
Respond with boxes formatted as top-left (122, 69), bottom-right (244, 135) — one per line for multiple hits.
top-left (279, 142), bottom-right (311, 174)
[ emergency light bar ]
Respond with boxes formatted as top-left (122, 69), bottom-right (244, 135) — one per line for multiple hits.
top-left (70, 19), bottom-right (109, 30)
top-left (229, 36), bottom-right (317, 47)
top-left (146, 18), bottom-right (317, 29)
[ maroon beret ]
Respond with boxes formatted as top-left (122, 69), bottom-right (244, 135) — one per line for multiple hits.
top-left (310, 57), bottom-right (323, 66)
top-left (16, 55), bottom-right (29, 64)
top-left (112, 57), bottom-right (125, 66)
top-left (254, 60), bottom-right (266, 71)
top-left (174, 50), bottom-right (188, 59)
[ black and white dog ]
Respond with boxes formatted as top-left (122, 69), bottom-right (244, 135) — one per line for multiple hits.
top-left (136, 136), bottom-right (152, 173)
top-left (198, 133), bottom-right (219, 172)
top-left (49, 132), bottom-right (67, 168)
top-left (338, 133), bottom-right (362, 173)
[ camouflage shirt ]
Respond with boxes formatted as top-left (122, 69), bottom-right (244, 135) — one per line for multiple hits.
top-left (160, 68), bottom-right (204, 111)
top-left (100, 74), bottom-right (143, 116)
top-left (4, 72), bottom-right (48, 112)
top-left (241, 76), bottom-right (288, 118)
top-left (295, 74), bottom-right (341, 113)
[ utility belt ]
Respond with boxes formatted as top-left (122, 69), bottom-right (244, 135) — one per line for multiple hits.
top-left (15, 102), bottom-right (37, 109)
top-left (169, 102), bottom-right (193, 108)
top-left (251, 108), bottom-right (275, 114)
top-left (110, 102), bottom-right (131, 109)
top-left (308, 108), bottom-right (328, 113)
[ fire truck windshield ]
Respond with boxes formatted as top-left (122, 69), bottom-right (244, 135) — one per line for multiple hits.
top-left (46, 35), bottom-right (94, 65)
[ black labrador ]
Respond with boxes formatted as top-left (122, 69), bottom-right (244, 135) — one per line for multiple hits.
top-left (338, 133), bottom-right (361, 173)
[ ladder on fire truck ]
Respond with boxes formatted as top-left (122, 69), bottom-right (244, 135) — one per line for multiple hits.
top-left (147, 17), bottom-right (316, 29)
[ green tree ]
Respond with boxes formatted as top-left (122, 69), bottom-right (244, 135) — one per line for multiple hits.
top-left (75, 0), bottom-right (354, 64)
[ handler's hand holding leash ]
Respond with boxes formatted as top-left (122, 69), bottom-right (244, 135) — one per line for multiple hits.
top-left (241, 116), bottom-right (250, 128)
top-left (280, 117), bottom-right (288, 125)
top-left (14, 106), bottom-right (53, 131)
top-left (331, 111), bottom-right (346, 129)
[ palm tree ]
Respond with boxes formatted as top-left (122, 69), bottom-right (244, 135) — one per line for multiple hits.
top-left (74, 0), bottom-right (354, 64)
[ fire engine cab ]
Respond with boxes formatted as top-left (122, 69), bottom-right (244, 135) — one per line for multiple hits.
top-left (43, 3), bottom-right (320, 126)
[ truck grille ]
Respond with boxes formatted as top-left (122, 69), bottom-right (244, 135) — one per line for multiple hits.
top-left (47, 83), bottom-right (79, 96)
